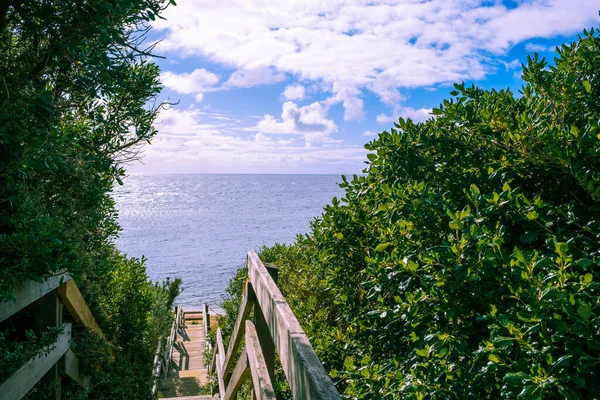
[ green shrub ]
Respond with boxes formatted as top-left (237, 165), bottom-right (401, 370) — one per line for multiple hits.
top-left (0, 0), bottom-right (177, 397)
top-left (256, 28), bottom-right (600, 399)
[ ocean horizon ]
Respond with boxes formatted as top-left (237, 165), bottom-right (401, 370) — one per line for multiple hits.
top-left (113, 173), bottom-right (346, 311)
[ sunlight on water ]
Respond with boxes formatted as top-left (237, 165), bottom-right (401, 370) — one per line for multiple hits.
top-left (112, 174), bottom-right (345, 310)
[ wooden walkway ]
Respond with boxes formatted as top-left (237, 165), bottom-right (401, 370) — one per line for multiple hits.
top-left (159, 310), bottom-right (219, 399)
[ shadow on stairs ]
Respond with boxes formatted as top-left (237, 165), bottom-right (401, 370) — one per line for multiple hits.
top-left (158, 309), bottom-right (220, 400)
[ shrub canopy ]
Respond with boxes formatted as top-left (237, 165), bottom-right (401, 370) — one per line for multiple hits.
top-left (0, 1), bottom-right (176, 397)
top-left (259, 28), bottom-right (600, 399)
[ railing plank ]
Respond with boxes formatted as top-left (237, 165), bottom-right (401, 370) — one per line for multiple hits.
top-left (151, 339), bottom-right (163, 396)
top-left (58, 279), bottom-right (105, 338)
top-left (216, 328), bottom-right (227, 399)
top-left (0, 274), bottom-right (71, 323)
top-left (224, 348), bottom-right (250, 400)
top-left (247, 251), bottom-right (340, 400)
top-left (246, 320), bottom-right (277, 400)
top-left (63, 349), bottom-right (90, 388)
top-left (0, 323), bottom-right (72, 400)
top-left (222, 281), bottom-right (254, 383)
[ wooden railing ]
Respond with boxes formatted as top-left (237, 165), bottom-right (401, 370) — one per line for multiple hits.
top-left (0, 274), bottom-right (106, 400)
top-left (151, 304), bottom-right (184, 396)
top-left (210, 251), bottom-right (341, 400)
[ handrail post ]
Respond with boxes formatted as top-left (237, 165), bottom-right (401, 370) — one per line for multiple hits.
top-left (254, 263), bottom-right (278, 385)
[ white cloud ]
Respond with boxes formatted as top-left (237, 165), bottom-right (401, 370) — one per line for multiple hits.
top-left (153, 0), bottom-right (598, 120)
top-left (224, 66), bottom-right (285, 88)
top-left (160, 68), bottom-right (219, 95)
top-left (256, 101), bottom-right (337, 140)
top-left (362, 130), bottom-right (378, 137)
top-left (194, 93), bottom-right (204, 103)
top-left (131, 106), bottom-right (366, 174)
top-left (283, 84), bottom-right (306, 100)
top-left (525, 43), bottom-right (553, 52)
top-left (503, 59), bottom-right (521, 71)
top-left (377, 106), bottom-right (432, 124)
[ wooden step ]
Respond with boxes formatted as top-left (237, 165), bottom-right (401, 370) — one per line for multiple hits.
top-left (159, 375), bottom-right (210, 397)
top-left (160, 396), bottom-right (218, 400)
top-left (184, 312), bottom-right (204, 320)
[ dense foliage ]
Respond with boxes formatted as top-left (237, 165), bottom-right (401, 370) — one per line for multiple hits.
top-left (0, 0), bottom-right (178, 398)
top-left (241, 28), bottom-right (600, 399)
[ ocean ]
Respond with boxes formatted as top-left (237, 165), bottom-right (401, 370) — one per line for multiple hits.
top-left (112, 174), bottom-right (346, 310)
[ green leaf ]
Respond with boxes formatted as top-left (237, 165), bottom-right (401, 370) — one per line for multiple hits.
top-left (407, 260), bottom-right (418, 271)
top-left (470, 184), bottom-right (480, 197)
top-left (415, 346), bottom-right (429, 358)
top-left (367, 153), bottom-right (377, 162)
top-left (551, 355), bottom-right (572, 369)
top-left (583, 80), bottom-right (591, 92)
top-left (344, 356), bottom-right (355, 370)
top-left (514, 247), bottom-right (525, 263)
top-left (583, 273), bottom-right (593, 284)
top-left (334, 232), bottom-right (344, 239)
top-left (505, 372), bottom-right (529, 385)
top-left (577, 303), bottom-right (592, 321)
top-left (488, 354), bottom-right (500, 363)
top-left (375, 243), bottom-right (390, 252)
top-left (27, 272), bottom-right (44, 283)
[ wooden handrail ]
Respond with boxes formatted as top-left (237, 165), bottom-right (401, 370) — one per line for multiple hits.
top-left (0, 323), bottom-right (72, 400)
top-left (211, 251), bottom-right (340, 400)
top-left (0, 273), bottom-right (71, 323)
top-left (245, 320), bottom-right (276, 400)
top-left (0, 276), bottom-right (111, 398)
top-left (164, 304), bottom-right (183, 377)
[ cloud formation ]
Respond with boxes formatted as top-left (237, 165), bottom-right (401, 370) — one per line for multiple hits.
top-left (132, 107), bottom-right (364, 173)
top-left (224, 66), bottom-right (286, 88)
top-left (160, 68), bottom-right (219, 95)
top-left (256, 101), bottom-right (337, 142)
top-left (283, 84), bottom-right (306, 100)
top-left (377, 106), bottom-right (432, 124)
top-left (154, 0), bottom-right (598, 120)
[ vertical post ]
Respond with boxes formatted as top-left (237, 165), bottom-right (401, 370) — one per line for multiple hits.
top-left (203, 303), bottom-right (210, 336)
top-left (32, 289), bottom-right (63, 399)
top-left (253, 263), bottom-right (279, 385)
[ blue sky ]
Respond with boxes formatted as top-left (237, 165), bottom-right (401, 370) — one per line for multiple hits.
top-left (129, 0), bottom-right (599, 174)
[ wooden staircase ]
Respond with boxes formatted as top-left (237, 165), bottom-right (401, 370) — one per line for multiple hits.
top-left (158, 309), bottom-right (219, 399)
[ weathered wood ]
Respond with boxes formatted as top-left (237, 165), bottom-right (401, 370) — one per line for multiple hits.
top-left (209, 343), bottom-right (217, 373)
top-left (216, 328), bottom-right (227, 399)
top-left (0, 323), bottom-right (72, 400)
top-left (224, 349), bottom-right (249, 400)
top-left (245, 320), bottom-right (276, 400)
top-left (58, 279), bottom-right (105, 338)
top-left (63, 349), bottom-right (90, 388)
top-left (254, 263), bottom-right (278, 385)
top-left (0, 273), bottom-right (71, 323)
top-left (222, 281), bottom-right (254, 384)
top-left (247, 251), bottom-right (341, 400)
top-left (151, 339), bottom-right (163, 396)
top-left (203, 303), bottom-right (210, 335)
top-left (165, 306), bottom-right (183, 377)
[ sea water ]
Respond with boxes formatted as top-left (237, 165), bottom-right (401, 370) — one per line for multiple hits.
top-left (112, 174), bottom-right (345, 310)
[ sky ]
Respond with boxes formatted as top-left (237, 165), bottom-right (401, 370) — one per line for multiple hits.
top-left (128, 0), bottom-right (600, 174)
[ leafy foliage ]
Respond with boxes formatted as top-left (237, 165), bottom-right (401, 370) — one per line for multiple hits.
top-left (0, 0), bottom-right (178, 397)
top-left (252, 28), bottom-right (600, 399)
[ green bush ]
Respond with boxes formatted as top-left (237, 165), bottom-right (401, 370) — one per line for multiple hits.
top-left (254, 28), bottom-right (600, 399)
top-left (0, 0), bottom-right (178, 397)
